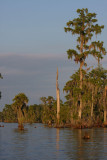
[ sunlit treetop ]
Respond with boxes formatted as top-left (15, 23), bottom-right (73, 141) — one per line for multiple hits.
top-left (64, 8), bottom-right (106, 65)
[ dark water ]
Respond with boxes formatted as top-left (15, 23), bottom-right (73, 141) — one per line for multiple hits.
top-left (0, 123), bottom-right (107, 160)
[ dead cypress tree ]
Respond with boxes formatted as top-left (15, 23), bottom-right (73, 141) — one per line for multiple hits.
top-left (56, 67), bottom-right (60, 125)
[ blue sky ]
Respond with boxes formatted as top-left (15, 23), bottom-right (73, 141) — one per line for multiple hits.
top-left (0, 0), bottom-right (107, 110)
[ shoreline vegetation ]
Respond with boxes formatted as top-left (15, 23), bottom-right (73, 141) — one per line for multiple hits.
top-left (0, 88), bottom-right (107, 129)
top-left (0, 8), bottom-right (107, 130)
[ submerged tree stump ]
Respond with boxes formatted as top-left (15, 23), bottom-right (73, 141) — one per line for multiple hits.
top-left (18, 123), bottom-right (24, 130)
top-left (83, 132), bottom-right (90, 139)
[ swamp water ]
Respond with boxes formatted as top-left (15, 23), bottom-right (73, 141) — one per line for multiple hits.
top-left (0, 123), bottom-right (107, 160)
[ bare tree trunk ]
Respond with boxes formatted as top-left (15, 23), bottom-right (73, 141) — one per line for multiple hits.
top-left (91, 89), bottom-right (94, 117)
top-left (78, 34), bottom-right (84, 119)
top-left (79, 62), bottom-right (83, 119)
top-left (104, 86), bottom-right (107, 123)
top-left (56, 68), bottom-right (60, 125)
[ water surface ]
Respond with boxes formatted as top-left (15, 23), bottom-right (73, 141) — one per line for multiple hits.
top-left (0, 123), bottom-right (107, 160)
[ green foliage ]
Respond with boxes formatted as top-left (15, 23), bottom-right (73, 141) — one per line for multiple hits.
top-left (0, 73), bottom-right (3, 79)
top-left (64, 67), bottom-right (107, 123)
top-left (27, 104), bottom-right (42, 123)
top-left (89, 67), bottom-right (107, 117)
top-left (12, 93), bottom-right (29, 124)
top-left (40, 96), bottom-right (57, 124)
top-left (82, 105), bottom-right (91, 118)
top-left (64, 8), bottom-right (106, 122)
top-left (64, 8), bottom-right (106, 65)
top-left (88, 67), bottom-right (107, 87)
top-left (60, 105), bottom-right (71, 124)
top-left (0, 112), bottom-right (3, 122)
top-left (2, 104), bottom-right (17, 122)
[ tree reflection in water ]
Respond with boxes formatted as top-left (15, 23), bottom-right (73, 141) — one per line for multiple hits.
top-left (64, 128), bottom-right (107, 160)
top-left (56, 128), bottom-right (60, 150)
top-left (1, 123), bottom-right (107, 160)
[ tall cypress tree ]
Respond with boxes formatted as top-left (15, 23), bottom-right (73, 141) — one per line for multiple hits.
top-left (64, 8), bottom-right (106, 119)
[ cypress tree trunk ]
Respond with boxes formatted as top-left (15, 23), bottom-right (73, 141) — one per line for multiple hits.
top-left (17, 108), bottom-right (24, 130)
top-left (104, 86), bottom-right (107, 123)
top-left (56, 68), bottom-right (60, 125)
top-left (78, 34), bottom-right (84, 119)
top-left (78, 62), bottom-right (83, 119)
top-left (91, 89), bottom-right (94, 118)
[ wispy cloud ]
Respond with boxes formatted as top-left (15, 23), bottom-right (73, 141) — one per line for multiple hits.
top-left (0, 52), bottom-right (65, 59)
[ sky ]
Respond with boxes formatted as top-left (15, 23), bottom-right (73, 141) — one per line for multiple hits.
top-left (0, 0), bottom-right (107, 111)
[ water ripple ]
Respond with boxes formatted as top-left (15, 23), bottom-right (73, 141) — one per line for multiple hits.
top-left (0, 123), bottom-right (107, 160)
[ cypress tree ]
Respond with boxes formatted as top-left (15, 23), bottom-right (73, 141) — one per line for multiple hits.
top-left (64, 8), bottom-right (106, 119)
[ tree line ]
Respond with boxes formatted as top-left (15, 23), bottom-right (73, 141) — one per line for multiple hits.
top-left (0, 67), bottom-right (106, 128)
top-left (0, 8), bottom-right (107, 128)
